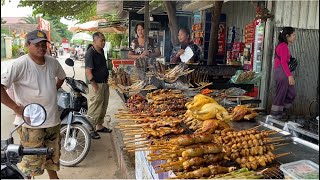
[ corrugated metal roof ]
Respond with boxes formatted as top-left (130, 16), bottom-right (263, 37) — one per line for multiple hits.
top-left (274, 0), bottom-right (319, 30)
top-left (267, 28), bottom-right (319, 115)
top-left (2, 17), bottom-right (25, 24)
top-left (221, 1), bottom-right (256, 33)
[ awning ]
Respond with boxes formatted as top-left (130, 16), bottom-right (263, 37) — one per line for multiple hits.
top-left (68, 19), bottom-right (127, 34)
top-left (182, 0), bottom-right (230, 12)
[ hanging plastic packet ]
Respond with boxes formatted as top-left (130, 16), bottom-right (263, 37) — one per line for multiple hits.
top-left (225, 87), bottom-right (247, 96)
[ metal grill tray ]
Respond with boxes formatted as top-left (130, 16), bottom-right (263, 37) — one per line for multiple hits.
top-left (229, 120), bottom-right (319, 165)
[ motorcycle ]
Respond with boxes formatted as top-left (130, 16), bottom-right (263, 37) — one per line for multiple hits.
top-left (57, 58), bottom-right (94, 167)
top-left (59, 48), bottom-right (64, 56)
top-left (1, 103), bottom-right (54, 179)
top-left (70, 50), bottom-right (78, 61)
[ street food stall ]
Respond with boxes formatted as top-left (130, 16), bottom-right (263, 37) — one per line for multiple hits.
top-left (105, 1), bottom-right (319, 179)
top-left (109, 55), bottom-right (319, 179)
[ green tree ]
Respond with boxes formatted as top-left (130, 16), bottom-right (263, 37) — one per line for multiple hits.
top-left (44, 16), bottom-right (73, 41)
top-left (19, 1), bottom-right (96, 22)
top-left (19, 15), bottom-right (73, 42)
top-left (19, 16), bottom-right (38, 24)
top-left (1, 27), bottom-right (10, 35)
top-left (1, 17), bottom-right (6, 24)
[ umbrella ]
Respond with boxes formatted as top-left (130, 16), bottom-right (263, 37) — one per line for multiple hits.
top-left (70, 32), bottom-right (93, 43)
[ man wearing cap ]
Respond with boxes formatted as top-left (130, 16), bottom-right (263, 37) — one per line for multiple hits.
top-left (1, 29), bottom-right (66, 179)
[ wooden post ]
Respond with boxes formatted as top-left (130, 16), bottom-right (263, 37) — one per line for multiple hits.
top-left (164, 1), bottom-right (179, 46)
top-left (207, 1), bottom-right (223, 65)
top-left (259, 0), bottom-right (274, 109)
top-left (144, 1), bottom-right (149, 50)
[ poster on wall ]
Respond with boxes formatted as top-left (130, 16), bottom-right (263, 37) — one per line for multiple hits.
top-left (253, 19), bottom-right (265, 72)
top-left (217, 23), bottom-right (226, 56)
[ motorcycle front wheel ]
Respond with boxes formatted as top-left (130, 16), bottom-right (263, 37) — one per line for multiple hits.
top-left (60, 124), bottom-right (91, 167)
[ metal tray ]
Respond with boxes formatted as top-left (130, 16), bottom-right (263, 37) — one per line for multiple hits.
top-left (231, 120), bottom-right (319, 165)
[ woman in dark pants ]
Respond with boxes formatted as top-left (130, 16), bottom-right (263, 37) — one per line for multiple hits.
top-left (270, 27), bottom-right (297, 119)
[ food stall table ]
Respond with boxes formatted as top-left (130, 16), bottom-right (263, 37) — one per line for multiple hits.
top-left (132, 119), bottom-right (319, 179)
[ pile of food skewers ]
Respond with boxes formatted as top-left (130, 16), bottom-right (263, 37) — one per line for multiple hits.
top-left (116, 89), bottom-right (189, 141)
top-left (115, 91), bottom-right (290, 179)
top-left (109, 67), bottom-right (146, 93)
top-left (148, 63), bottom-right (195, 83)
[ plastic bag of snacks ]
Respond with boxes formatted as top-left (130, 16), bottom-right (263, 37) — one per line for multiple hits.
top-left (225, 87), bottom-right (246, 96)
top-left (230, 70), bottom-right (262, 84)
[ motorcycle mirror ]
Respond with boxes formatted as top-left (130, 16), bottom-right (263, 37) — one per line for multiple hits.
top-left (22, 103), bottom-right (47, 127)
top-left (65, 58), bottom-right (74, 67)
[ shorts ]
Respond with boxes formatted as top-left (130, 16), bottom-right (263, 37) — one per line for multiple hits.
top-left (17, 124), bottom-right (61, 177)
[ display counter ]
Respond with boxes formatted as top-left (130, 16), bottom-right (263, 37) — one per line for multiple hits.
top-left (133, 119), bottom-right (319, 179)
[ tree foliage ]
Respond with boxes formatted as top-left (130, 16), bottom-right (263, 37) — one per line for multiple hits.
top-left (20, 16), bottom-right (38, 24)
top-left (18, 1), bottom-right (96, 22)
top-left (19, 15), bottom-right (73, 42)
top-left (45, 16), bottom-right (73, 42)
top-left (1, 17), bottom-right (6, 24)
top-left (1, 27), bottom-right (10, 35)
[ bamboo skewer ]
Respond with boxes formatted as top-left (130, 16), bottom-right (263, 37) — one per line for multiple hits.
top-left (125, 142), bottom-right (150, 148)
top-left (265, 136), bottom-right (286, 141)
top-left (124, 142), bottom-right (149, 146)
top-left (115, 122), bottom-right (137, 125)
top-left (248, 125), bottom-right (262, 131)
top-left (116, 118), bottom-right (147, 122)
top-left (266, 138), bottom-right (286, 143)
top-left (124, 138), bottom-right (148, 143)
top-left (122, 128), bottom-right (144, 132)
top-left (116, 126), bottom-right (141, 129)
top-left (123, 132), bottom-right (147, 136)
top-left (128, 149), bottom-right (151, 152)
top-left (124, 144), bottom-right (150, 149)
top-left (275, 152), bottom-right (290, 158)
top-left (125, 145), bottom-right (171, 150)
top-left (274, 143), bottom-right (289, 147)
top-left (123, 136), bottom-right (145, 141)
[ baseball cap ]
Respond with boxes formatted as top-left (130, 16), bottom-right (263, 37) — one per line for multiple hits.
top-left (26, 30), bottom-right (50, 44)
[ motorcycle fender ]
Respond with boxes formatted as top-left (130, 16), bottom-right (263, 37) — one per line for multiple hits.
top-left (61, 115), bottom-right (94, 132)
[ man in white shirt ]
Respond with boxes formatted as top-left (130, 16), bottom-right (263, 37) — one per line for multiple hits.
top-left (1, 29), bottom-right (66, 179)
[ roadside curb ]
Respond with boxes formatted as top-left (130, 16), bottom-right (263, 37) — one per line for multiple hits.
top-left (111, 127), bottom-right (135, 179)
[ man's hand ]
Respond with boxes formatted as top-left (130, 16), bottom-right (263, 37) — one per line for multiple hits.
top-left (140, 50), bottom-right (150, 58)
top-left (13, 104), bottom-right (24, 117)
top-left (176, 49), bottom-right (185, 57)
top-left (24, 116), bottom-right (31, 125)
top-left (91, 82), bottom-right (99, 93)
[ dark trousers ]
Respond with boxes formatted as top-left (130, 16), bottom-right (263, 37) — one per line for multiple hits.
top-left (271, 66), bottom-right (296, 118)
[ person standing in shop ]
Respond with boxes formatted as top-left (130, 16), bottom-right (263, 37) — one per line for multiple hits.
top-left (128, 22), bottom-right (161, 59)
top-left (270, 27), bottom-right (296, 119)
top-left (170, 27), bottom-right (200, 64)
top-left (85, 32), bottom-right (112, 139)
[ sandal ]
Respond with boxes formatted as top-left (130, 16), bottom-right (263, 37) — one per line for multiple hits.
top-left (96, 127), bottom-right (112, 133)
top-left (90, 131), bottom-right (101, 139)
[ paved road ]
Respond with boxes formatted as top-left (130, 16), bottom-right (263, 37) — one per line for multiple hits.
top-left (1, 54), bottom-right (123, 179)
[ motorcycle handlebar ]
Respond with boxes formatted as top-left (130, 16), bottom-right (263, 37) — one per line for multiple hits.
top-left (22, 148), bottom-right (54, 156)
